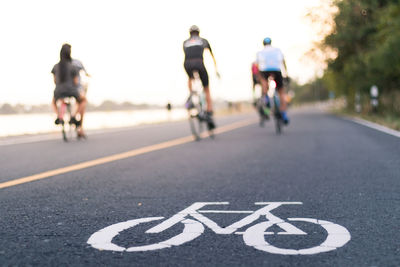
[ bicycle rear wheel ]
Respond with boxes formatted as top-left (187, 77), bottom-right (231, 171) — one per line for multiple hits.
top-left (274, 114), bottom-right (283, 135)
top-left (57, 101), bottom-right (69, 142)
top-left (66, 102), bottom-right (74, 140)
top-left (207, 123), bottom-right (215, 139)
top-left (60, 98), bottom-right (78, 141)
top-left (257, 99), bottom-right (266, 127)
top-left (273, 95), bottom-right (283, 135)
top-left (61, 125), bottom-right (68, 142)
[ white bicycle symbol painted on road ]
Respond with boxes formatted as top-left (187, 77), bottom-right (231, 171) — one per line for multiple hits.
top-left (88, 202), bottom-right (351, 255)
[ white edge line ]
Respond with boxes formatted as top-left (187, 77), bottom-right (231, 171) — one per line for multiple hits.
top-left (0, 114), bottom-right (252, 147)
top-left (0, 121), bottom-right (185, 147)
top-left (0, 134), bottom-right (61, 146)
top-left (346, 116), bottom-right (400, 138)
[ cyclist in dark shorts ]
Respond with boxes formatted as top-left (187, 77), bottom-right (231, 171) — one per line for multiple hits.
top-left (183, 25), bottom-right (220, 129)
top-left (51, 43), bottom-right (87, 136)
top-left (256, 37), bottom-right (289, 124)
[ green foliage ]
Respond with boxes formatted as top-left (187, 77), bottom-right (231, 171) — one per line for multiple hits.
top-left (317, 0), bottom-right (400, 112)
top-left (366, 3), bottom-right (400, 91)
top-left (291, 78), bottom-right (330, 104)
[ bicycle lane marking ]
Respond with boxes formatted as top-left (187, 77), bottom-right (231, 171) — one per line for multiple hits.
top-left (0, 118), bottom-right (257, 190)
top-left (88, 202), bottom-right (351, 254)
top-left (88, 217), bottom-right (205, 252)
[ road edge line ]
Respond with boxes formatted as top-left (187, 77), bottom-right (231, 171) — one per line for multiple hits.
top-left (345, 116), bottom-right (400, 138)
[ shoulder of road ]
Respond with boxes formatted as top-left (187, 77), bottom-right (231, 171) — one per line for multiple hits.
top-left (1, 103), bottom-right (399, 147)
top-left (295, 100), bottom-right (400, 138)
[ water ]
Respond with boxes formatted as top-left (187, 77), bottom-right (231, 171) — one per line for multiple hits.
top-left (0, 109), bottom-right (187, 137)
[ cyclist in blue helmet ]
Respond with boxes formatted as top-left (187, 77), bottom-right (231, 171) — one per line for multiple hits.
top-left (256, 37), bottom-right (290, 124)
top-left (263, 37), bottom-right (272, 45)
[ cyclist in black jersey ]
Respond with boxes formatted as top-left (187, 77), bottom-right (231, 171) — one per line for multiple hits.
top-left (183, 25), bottom-right (220, 129)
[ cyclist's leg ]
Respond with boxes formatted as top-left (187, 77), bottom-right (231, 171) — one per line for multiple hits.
top-left (259, 71), bottom-right (269, 99)
top-left (198, 66), bottom-right (216, 129)
top-left (184, 61), bottom-right (195, 94)
top-left (77, 86), bottom-right (87, 126)
top-left (197, 68), bottom-right (216, 130)
top-left (198, 64), bottom-right (212, 112)
top-left (275, 72), bottom-right (289, 123)
top-left (203, 86), bottom-right (213, 112)
top-left (52, 97), bottom-right (58, 115)
top-left (188, 79), bottom-right (193, 93)
top-left (77, 95), bottom-right (87, 124)
top-left (69, 89), bottom-right (87, 135)
top-left (275, 72), bottom-right (287, 111)
top-left (258, 71), bottom-right (271, 118)
top-left (53, 90), bottom-right (65, 124)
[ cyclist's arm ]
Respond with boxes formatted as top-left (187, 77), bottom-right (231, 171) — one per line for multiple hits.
top-left (82, 66), bottom-right (91, 77)
top-left (205, 39), bottom-right (220, 78)
top-left (280, 48), bottom-right (288, 77)
top-left (207, 48), bottom-right (220, 78)
top-left (51, 66), bottom-right (57, 84)
top-left (74, 59), bottom-right (91, 77)
top-left (282, 58), bottom-right (288, 75)
top-left (209, 49), bottom-right (218, 68)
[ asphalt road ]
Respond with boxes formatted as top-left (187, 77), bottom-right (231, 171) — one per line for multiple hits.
top-left (0, 108), bottom-right (399, 266)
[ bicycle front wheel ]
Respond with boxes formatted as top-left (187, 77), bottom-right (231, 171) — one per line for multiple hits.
top-left (273, 95), bottom-right (283, 135)
top-left (188, 109), bottom-right (204, 141)
top-left (274, 115), bottom-right (283, 135)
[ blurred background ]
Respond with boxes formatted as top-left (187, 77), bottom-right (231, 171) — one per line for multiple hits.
top-left (1, 0), bottom-right (399, 135)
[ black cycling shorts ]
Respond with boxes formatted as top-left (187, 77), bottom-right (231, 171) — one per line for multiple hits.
top-left (184, 59), bottom-right (209, 87)
top-left (54, 84), bottom-right (82, 103)
top-left (260, 71), bottom-right (284, 90)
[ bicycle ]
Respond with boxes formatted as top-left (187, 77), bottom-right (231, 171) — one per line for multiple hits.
top-left (88, 202), bottom-right (351, 255)
top-left (255, 95), bottom-right (269, 128)
top-left (185, 72), bottom-right (214, 140)
top-left (55, 97), bottom-right (79, 142)
top-left (256, 76), bottom-right (286, 134)
top-left (269, 79), bottom-right (284, 135)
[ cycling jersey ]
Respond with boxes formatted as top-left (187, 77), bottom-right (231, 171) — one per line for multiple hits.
top-left (256, 46), bottom-right (284, 72)
top-left (183, 36), bottom-right (213, 87)
top-left (183, 36), bottom-right (212, 61)
top-left (72, 59), bottom-right (87, 78)
top-left (51, 62), bottom-right (77, 87)
top-left (51, 62), bottom-right (82, 102)
top-left (72, 59), bottom-right (88, 93)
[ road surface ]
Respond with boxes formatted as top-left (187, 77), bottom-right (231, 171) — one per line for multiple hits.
top-left (0, 108), bottom-right (399, 266)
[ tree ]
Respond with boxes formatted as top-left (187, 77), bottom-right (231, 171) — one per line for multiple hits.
top-left (316, 0), bottom-right (400, 111)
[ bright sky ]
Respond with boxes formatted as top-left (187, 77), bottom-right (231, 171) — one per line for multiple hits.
top-left (0, 0), bottom-right (327, 106)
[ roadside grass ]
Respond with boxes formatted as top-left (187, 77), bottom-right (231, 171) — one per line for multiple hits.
top-left (332, 108), bottom-right (400, 131)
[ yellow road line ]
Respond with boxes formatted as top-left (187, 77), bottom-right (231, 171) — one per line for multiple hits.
top-left (0, 118), bottom-right (256, 190)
